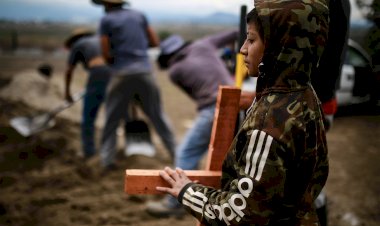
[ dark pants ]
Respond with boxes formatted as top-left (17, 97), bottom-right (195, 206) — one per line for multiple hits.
top-left (81, 66), bottom-right (111, 157)
top-left (100, 72), bottom-right (176, 167)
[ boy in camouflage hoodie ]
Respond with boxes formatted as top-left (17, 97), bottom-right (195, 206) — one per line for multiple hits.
top-left (156, 0), bottom-right (329, 225)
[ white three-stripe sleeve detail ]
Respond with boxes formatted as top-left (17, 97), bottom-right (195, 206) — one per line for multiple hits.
top-left (182, 188), bottom-right (208, 214)
top-left (245, 130), bottom-right (259, 174)
top-left (182, 199), bottom-right (203, 214)
top-left (183, 193), bottom-right (201, 207)
top-left (255, 135), bottom-right (273, 181)
top-left (249, 131), bottom-right (266, 177)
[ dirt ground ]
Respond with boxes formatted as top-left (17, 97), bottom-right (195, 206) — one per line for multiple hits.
top-left (0, 52), bottom-right (379, 226)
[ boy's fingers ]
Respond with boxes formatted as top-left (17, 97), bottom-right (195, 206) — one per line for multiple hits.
top-left (159, 170), bottom-right (175, 185)
top-left (175, 167), bottom-right (183, 178)
top-left (156, 186), bottom-right (176, 197)
top-left (156, 186), bottom-right (170, 193)
top-left (176, 167), bottom-right (191, 182)
top-left (165, 167), bottom-right (180, 181)
top-left (176, 167), bottom-right (184, 173)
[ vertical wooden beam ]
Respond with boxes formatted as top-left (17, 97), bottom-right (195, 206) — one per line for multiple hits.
top-left (205, 86), bottom-right (241, 171)
top-left (197, 86), bottom-right (241, 226)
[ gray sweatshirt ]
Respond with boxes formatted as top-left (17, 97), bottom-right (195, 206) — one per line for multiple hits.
top-left (168, 30), bottom-right (238, 110)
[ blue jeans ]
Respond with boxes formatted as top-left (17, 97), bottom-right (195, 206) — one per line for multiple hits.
top-left (81, 66), bottom-right (111, 157)
top-left (174, 104), bottom-right (216, 169)
top-left (167, 104), bottom-right (216, 207)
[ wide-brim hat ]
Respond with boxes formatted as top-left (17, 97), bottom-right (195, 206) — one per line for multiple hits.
top-left (92, 0), bottom-right (128, 5)
top-left (157, 35), bottom-right (186, 69)
top-left (64, 28), bottom-right (94, 48)
top-left (159, 35), bottom-right (185, 56)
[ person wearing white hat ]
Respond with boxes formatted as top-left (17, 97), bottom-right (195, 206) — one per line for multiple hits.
top-left (64, 28), bottom-right (111, 159)
top-left (92, 0), bottom-right (177, 171)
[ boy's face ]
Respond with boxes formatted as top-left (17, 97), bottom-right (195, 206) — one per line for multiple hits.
top-left (240, 21), bottom-right (265, 77)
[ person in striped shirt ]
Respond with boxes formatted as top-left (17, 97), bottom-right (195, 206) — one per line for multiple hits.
top-left (155, 0), bottom-right (329, 225)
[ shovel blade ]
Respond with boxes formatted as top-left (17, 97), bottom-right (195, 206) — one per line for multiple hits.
top-left (124, 120), bottom-right (156, 157)
top-left (125, 141), bottom-right (156, 157)
top-left (10, 115), bottom-right (55, 137)
top-left (8, 90), bottom-right (84, 137)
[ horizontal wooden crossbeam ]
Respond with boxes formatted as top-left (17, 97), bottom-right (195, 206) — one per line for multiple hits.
top-left (125, 170), bottom-right (222, 194)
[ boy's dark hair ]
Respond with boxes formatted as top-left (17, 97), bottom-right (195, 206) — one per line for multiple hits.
top-left (246, 8), bottom-right (264, 41)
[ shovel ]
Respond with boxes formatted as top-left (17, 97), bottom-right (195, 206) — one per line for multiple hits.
top-left (10, 91), bottom-right (85, 137)
top-left (124, 102), bottom-right (156, 157)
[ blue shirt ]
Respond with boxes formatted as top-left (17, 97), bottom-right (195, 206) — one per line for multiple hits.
top-left (99, 8), bottom-right (151, 74)
top-left (68, 35), bottom-right (101, 69)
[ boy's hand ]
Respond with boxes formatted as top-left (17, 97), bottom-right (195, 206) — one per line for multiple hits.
top-left (156, 167), bottom-right (192, 198)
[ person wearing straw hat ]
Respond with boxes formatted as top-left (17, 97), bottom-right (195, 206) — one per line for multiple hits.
top-left (92, 0), bottom-right (177, 171)
top-left (64, 28), bottom-right (111, 159)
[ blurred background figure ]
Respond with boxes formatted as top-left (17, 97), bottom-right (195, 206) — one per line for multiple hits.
top-left (64, 28), bottom-right (111, 159)
top-left (92, 0), bottom-right (176, 172)
top-left (310, 0), bottom-right (351, 225)
top-left (311, 0), bottom-right (351, 131)
top-left (146, 30), bottom-right (239, 218)
top-left (220, 42), bottom-right (237, 75)
top-left (366, 5), bottom-right (380, 104)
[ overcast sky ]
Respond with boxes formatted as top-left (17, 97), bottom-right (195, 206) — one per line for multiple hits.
top-left (0, 0), bottom-right (253, 20)
top-left (16, 0), bottom-right (251, 12)
top-left (0, 0), bottom-right (363, 23)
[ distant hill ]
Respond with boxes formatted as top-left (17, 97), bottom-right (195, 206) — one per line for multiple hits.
top-left (150, 12), bottom-right (239, 25)
top-left (200, 12), bottom-right (239, 25)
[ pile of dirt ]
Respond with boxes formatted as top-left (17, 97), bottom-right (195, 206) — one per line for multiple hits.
top-left (0, 70), bottom-right (59, 108)
top-left (0, 70), bottom-right (83, 124)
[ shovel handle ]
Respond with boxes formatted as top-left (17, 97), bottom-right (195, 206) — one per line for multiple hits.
top-left (50, 91), bottom-right (85, 116)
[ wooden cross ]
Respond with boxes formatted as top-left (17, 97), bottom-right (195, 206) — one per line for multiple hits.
top-left (125, 86), bottom-right (243, 225)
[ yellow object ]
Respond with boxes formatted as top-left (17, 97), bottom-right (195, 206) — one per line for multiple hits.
top-left (235, 53), bottom-right (247, 88)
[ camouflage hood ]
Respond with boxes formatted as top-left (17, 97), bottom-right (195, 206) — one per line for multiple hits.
top-left (254, 0), bottom-right (329, 98)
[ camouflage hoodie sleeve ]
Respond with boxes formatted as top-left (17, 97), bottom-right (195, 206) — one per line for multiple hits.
top-left (177, 129), bottom-right (288, 225)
